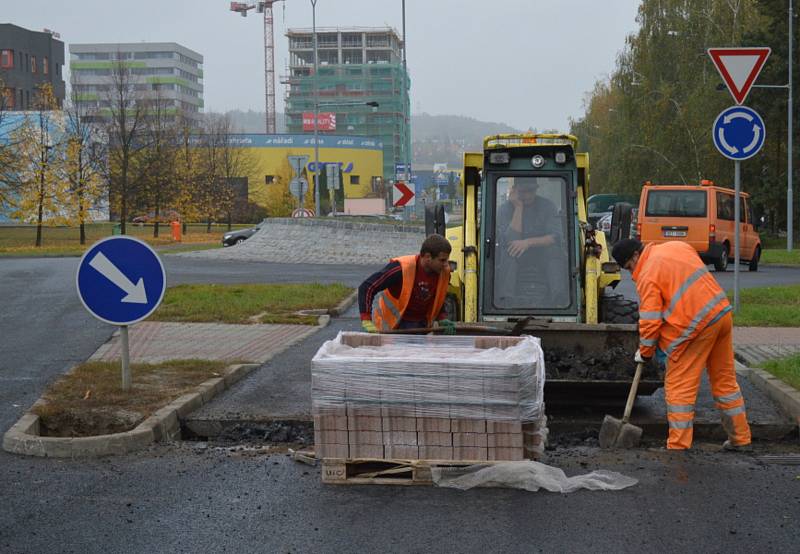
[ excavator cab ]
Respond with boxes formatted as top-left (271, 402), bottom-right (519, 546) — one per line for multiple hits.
top-left (439, 133), bottom-right (661, 403)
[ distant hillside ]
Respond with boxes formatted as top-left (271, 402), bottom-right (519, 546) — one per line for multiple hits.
top-left (208, 109), bottom-right (521, 167)
top-left (411, 113), bottom-right (519, 142)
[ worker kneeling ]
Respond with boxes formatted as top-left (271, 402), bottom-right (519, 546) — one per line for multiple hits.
top-left (358, 234), bottom-right (454, 334)
top-left (612, 238), bottom-right (752, 451)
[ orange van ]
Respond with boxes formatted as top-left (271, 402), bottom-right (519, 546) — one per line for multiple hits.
top-left (635, 181), bottom-right (762, 272)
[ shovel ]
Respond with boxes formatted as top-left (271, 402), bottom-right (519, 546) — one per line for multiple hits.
top-left (599, 362), bottom-right (644, 449)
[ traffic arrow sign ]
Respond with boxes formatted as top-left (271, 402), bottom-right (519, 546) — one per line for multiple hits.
top-left (76, 236), bottom-right (166, 326)
top-left (393, 181), bottom-right (415, 207)
top-left (708, 47), bottom-right (771, 105)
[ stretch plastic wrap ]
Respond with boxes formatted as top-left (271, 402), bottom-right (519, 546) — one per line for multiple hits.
top-left (311, 332), bottom-right (545, 423)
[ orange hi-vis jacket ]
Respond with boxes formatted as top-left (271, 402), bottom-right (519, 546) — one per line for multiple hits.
top-left (371, 254), bottom-right (450, 331)
top-left (632, 241), bottom-right (732, 362)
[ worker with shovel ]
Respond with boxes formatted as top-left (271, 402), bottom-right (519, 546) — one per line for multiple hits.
top-left (359, 234), bottom-right (455, 334)
top-left (612, 238), bottom-right (752, 451)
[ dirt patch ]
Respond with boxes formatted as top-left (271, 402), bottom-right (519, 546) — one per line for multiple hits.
top-left (544, 346), bottom-right (664, 380)
top-left (33, 359), bottom-right (230, 437)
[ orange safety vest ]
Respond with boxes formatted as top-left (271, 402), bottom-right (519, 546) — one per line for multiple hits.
top-left (371, 254), bottom-right (450, 331)
top-left (633, 242), bottom-right (732, 362)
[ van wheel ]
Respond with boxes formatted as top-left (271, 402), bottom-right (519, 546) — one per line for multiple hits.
top-left (714, 245), bottom-right (729, 272)
top-left (748, 246), bottom-right (761, 272)
top-left (600, 293), bottom-right (639, 324)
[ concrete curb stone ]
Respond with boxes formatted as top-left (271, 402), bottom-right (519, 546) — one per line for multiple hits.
top-left (2, 362), bottom-right (260, 458)
top-left (329, 290), bottom-right (357, 317)
top-left (745, 366), bottom-right (800, 423)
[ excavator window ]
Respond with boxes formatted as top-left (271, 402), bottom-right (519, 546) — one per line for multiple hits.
top-left (490, 175), bottom-right (571, 311)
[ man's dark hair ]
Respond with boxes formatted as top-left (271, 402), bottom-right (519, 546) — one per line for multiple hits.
top-left (612, 238), bottom-right (644, 267)
top-left (421, 234), bottom-right (452, 257)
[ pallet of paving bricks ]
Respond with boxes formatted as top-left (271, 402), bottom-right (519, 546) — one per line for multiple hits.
top-left (311, 331), bottom-right (548, 482)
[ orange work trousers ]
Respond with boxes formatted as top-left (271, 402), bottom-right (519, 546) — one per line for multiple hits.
top-left (664, 311), bottom-right (751, 449)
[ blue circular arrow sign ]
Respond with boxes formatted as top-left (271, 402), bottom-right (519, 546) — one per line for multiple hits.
top-left (713, 105), bottom-right (766, 161)
top-left (76, 236), bottom-right (166, 326)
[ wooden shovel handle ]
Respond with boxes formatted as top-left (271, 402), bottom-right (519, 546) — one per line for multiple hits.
top-left (621, 362), bottom-right (644, 424)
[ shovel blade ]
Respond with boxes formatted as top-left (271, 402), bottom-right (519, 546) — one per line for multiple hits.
top-left (599, 414), bottom-right (623, 449)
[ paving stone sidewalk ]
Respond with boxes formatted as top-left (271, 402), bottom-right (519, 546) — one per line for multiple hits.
top-left (734, 327), bottom-right (800, 368)
top-left (89, 321), bottom-right (321, 364)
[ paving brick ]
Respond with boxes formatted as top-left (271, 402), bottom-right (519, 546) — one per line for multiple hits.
top-left (453, 447), bottom-right (488, 461)
top-left (382, 430), bottom-right (418, 446)
top-left (316, 444), bottom-right (349, 459)
top-left (416, 417), bottom-right (451, 432)
top-left (419, 446), bottom-right (454, 460)
top-left (314, 429), bottom-right (348, 445)
top-left (313, 414), bottom-right (348, 431)
top-left (486, 421), bottom-right (522, 434)
top-left (487, 433), bottom-right (524, 448)
top-left (451, 419), bottom-right (486, 433)
top-left (418, 431), bottom-right (452, 446)
top-left (384, 445), bottom-right (420, 459)
top-left (382, 416), bottom-right (417, 432)
top-left (347, 416), bottom-right (382, 431)
top-left (488, 447), bottom-right (525, 461)
top-left (453, 432), bottom-right (488, 448)
top-left (348, 430), bottom-right (383, 445)
top-left (349, 444), bottom-right (385, 458)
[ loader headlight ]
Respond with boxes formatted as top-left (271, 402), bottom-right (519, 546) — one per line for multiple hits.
top-left (531, 155), bottom-right (545, 168)
top-left (489, 152), bottom-right (510, 164)
top-left (601, 262), bottom-right (620, 273)
top-left (554, 151), bottom-right (567, 164)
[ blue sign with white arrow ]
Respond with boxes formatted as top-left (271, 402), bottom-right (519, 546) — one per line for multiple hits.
top-left (712, 105), bottom-right (766, 161)
top-left (76, 236), bottom-right (166, 326)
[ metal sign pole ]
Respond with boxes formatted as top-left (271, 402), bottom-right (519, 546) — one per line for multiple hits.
top-left (120, 325), bottom-right (131, 391)
top-left (734, 161), bottom-right (741, 312)
top-left (788, 0), bottom-right (794, 251)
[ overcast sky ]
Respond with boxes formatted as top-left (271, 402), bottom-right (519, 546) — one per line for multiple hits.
top-left (4, 0), bottom-right (641, 130)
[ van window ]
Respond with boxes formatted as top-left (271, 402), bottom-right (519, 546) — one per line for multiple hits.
top-left (717, 192), bottom-right (735, 221)
top-left (645, 190), bottom-right (707, 217)
top-left (717, 192), bottom-right (748, 222)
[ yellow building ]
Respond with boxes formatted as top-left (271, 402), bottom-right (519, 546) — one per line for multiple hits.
top-left (230, 134), bottom-right (384, 208)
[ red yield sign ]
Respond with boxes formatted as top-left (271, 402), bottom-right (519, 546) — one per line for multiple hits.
top-left (393, 181), bottom-right (415, 207)
top-left (708, 47), bottom-right (771, 105)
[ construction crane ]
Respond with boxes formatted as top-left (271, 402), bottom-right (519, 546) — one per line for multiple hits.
top-left (230, 1), bottom-right (285, 134)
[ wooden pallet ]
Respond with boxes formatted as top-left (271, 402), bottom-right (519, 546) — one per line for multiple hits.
top-left (321, 456), bottom-right (535, 486)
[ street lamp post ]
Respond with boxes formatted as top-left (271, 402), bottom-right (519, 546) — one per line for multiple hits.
top-left (311, 0), bottom-right (320, 216)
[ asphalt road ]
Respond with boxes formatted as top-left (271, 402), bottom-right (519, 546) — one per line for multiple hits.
top-left (1, 255), bottom-right (799, 553)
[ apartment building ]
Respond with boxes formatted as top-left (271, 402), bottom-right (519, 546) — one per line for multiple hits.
top-left (0, 23), bottom-right (66, 110)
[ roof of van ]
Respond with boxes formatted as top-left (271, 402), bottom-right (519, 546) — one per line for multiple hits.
top-left (641, 184), bottom-right (750, 197)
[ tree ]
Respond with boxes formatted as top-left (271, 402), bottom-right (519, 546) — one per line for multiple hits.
top-left (138, 93), bottom-right (179, 238)
top-left (215, 115), bottom-right (260, 230)
top-left (63, 77), bottom-right (107, 244)
top-left (103, 56), bottom-right (148, 235)
top-left (10, 84), bottom-right (69, 246)
top-left (0, 76), bottom-right (22, 211)
top-left (263, 157), bottom-right (302, 217)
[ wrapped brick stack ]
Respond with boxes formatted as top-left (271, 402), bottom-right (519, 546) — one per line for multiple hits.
top-left (311, 332), bottom-right (547, 461)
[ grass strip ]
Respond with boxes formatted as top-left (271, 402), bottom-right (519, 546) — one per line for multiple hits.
top-left (731, 284), bottom-right (800, 327)
top-left (32, 359), bottom-right (230, 437)
top-left (151, 282), bottom-right (353, 325)
top-left (762, 354), bottom-right (800, 391)
top-left (761, 249), bottom-right (800, 266)
top-left (0, 223), bottom-right (248, 256)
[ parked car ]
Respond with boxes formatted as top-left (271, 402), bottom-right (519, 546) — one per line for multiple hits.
top-left (222, 222), bottom-right (263, 246)
top-left (587, 193), bottom-right (639, 229)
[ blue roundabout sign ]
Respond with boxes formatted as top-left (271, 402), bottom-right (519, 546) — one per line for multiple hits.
top-left (712, 105), bottom-right (766, 161)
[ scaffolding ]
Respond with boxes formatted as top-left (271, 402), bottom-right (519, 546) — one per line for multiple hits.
top-left (282, 27), bottom-right (410, 181)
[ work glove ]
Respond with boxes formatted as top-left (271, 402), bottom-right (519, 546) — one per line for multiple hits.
top-left (361, 320), bottom-right (378, 333)
top-left (634, 348), bottom-right (651, 364)
top-left (437, 319), bottom-right (457, 336)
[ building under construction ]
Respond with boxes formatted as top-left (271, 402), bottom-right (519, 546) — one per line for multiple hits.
top-left (283, 27), bottom-right (410, 182)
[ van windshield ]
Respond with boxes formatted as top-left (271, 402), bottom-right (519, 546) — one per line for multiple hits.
top-left (645, 190), bottom-right (707, 217)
